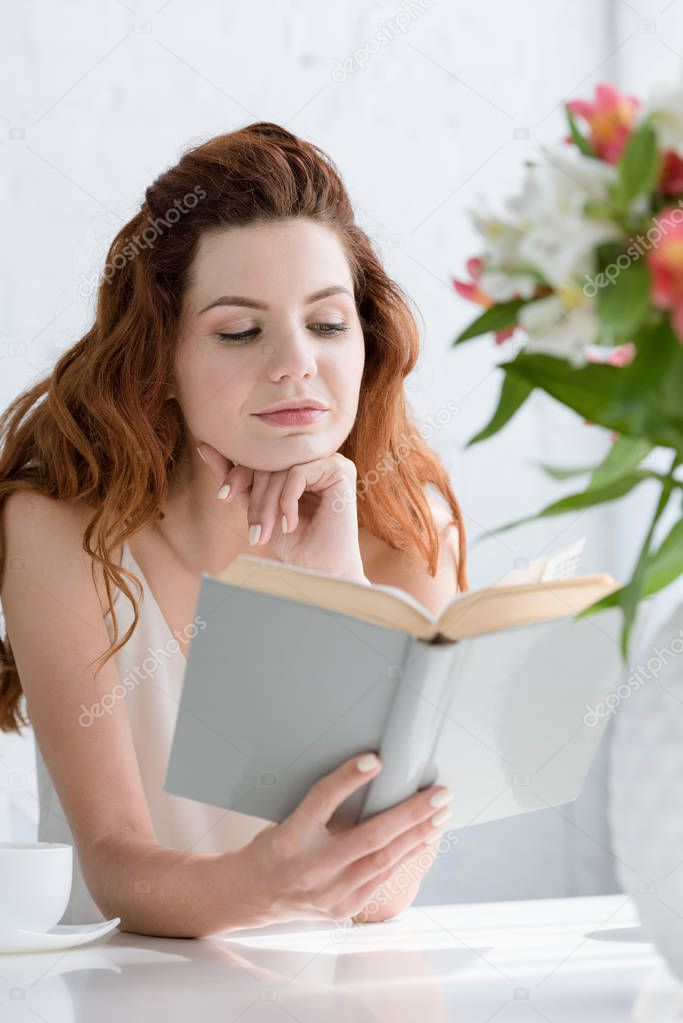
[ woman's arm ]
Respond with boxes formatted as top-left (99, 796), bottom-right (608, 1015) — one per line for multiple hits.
top-left (82, 829), bottom-right (257, 937)
top-left (0, 491), bottom-right (257, 938)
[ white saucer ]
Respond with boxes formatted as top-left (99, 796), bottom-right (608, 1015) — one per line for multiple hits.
top-left (0, 918), bottom-right (121, 954)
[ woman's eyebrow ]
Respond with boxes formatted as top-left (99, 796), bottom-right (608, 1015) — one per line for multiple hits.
top-left (197, 284), bottom-right (354, 316)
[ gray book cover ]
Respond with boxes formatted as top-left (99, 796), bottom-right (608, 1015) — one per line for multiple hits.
top-left (163, 570), bottom-right (652, 829)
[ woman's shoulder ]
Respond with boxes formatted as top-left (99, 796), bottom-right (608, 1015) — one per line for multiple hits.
top-left (2, 490), bottom-right (90, 549)
top-left (360, 488), bottom-right (461, 617)
top-left (1, 492), bottom-right (123, 617)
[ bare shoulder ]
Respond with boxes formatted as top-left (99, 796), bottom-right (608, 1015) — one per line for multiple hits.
top-left (3, 489), bottom-right (91, 539)
top-left (361, 498), bottom-right (461, 617)
top-left (2, 491), bottom-right (118, 617)
top-left (1, 490), bottom-right (157, 860)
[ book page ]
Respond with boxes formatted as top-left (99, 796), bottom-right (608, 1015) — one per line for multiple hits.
top-left (495, 538), bottom-right (586, 588)
top-left (215, 555), bottom-right (439, 639)
top-left (215, 548), bottom-right (618, 643)
top-left (436, 571), bottom-right (619, 641)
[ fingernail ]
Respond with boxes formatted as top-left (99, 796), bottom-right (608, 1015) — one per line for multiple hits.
top-left (430, 788), bottom-right (453, 808)
top-left (430, 807), bottom-right (452, 827)
top-left (217, 483), bottom-right (231, 500)
top-left (248, 523), bottom-right (262, 545)
top-left (356, 753), bottom-right (381, 772)
top-left (281, 514), bottom-right (288, 534)
top-left (196, 446), bottom-right (207, 464)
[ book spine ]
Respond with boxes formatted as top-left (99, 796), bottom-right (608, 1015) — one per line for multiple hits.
top-left (358, 636), bottom-right (457, 821)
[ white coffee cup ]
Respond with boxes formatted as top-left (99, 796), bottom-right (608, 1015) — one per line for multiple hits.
top-left (0, 842), bottom-right (73, 933)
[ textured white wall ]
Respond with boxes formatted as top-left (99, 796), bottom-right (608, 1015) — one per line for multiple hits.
top-left (1, 0), bottom-right (681, 903)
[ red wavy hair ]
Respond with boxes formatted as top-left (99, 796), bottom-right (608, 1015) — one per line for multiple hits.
top-left (0, 121), bottom-right (468, 734)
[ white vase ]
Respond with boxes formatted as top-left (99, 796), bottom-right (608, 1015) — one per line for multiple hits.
top-left (608, 575), bottom-right (683, 978)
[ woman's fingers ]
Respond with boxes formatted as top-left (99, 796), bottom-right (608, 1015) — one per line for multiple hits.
top-left (217, 464), bottom-right (254, 504)
top-left (247, 470), bottom-right (289, 545)
top-left (248, 753), bottom-right (449, 926)
top-left (282, 752), bottom-right (383, 838)
top-left (196, 441), bottom-right (258, 503)
top-left (196, 442), bottom-right (233, 485)
top-left (279, 466), bottom-right (310, 534)
top-left (329, 854), bottom-right (418, 922)
top-left (341, 831), bottom-right (445, 922)
top-left (327, 783), bottom-right (452, 874)
top-left (326, 808), bottom-right (448, 905)
top-left (335, 832), bottom-right (443, 921)
top-left (243, 464), bottom-right (321, 543)
top-left (204, 455), bottom-right (359, 560)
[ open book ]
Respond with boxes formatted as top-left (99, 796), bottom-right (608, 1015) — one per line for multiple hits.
top-left (164, 540), bottom-right (648, 829)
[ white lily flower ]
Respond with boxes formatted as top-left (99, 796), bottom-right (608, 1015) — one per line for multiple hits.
top-left (479, 268), bottom-right (538, 302)
top-left (517, 289), bottom-right (598, 365)
top-left (508, 145), bottom-right (621, 291)
top-left (469, 204), bottom-right (538, 300)
top-left (471, 203), bottom-right (525, 264)
top-left (469, 147), bottom-right (620, 315)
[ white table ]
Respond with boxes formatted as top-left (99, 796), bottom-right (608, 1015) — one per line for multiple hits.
top-left (1, 894), bottom-right (680, 1021)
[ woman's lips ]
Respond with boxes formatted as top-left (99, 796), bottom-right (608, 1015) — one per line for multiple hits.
top-left (254, 408), bottom-right (328, 427)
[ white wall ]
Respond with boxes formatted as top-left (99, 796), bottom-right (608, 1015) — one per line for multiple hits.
top-left (1, 0), bottom-right (681, 903)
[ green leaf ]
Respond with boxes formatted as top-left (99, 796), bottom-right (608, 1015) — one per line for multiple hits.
top-left (453, 298), bottom-right (528, 345)
top-left (537, 462), bottom-right (597, 480)
top-left (617, 479), bottom-right (675, 656)
top-left (537, 436), bottom-right (652, 487)
top-left (589, 436), bottom-right (653, 489)
top-left (578, 574), bottom-right (659, 659)
top-left (575, 586), bottom-right (623, 618)
top-left (658, 324), bottom-right (683, 424)
top-left (504, 353), bottom-right (620, 424)
top-left (596, 258), bottom-right (651, 342)
top-left (596, 240), bottom-right (625, 274)
top-left (483, 469), bottom-right (653, 539)
top-left (574, 583), bottom-right (638, 659)
top-left (540, 471), bottom-right (651, 513)
top-left (609, 319), bottom-right (683, 446)
top-left (565, 105), bottom-right (597, 158)
top-left (584, 198), bottom-right (616, 220)
top-left (594, 474), bottom-right (678, 656)
top-left (612, 121), bottom-right (661, 207)
top-left (642, 517), bottom-right (683, 597)
top-left (467, 373), bottom-right (535, 446)
top-left (504, 349), bottom-right (683, 454)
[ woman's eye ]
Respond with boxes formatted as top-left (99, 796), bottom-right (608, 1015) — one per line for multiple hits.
top-left (313, 323), bottom-right (349, 335)
top-left (216, 323), bottom-right (349, 345)
top-left (216, 329), bottom-right (259, 344)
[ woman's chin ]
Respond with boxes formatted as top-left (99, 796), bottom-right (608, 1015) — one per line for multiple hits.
top-left (245, 435), bottom-right (333, 472)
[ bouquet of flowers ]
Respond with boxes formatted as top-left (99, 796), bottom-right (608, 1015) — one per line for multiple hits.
top-left (453, 80), bottom-right (683, 659)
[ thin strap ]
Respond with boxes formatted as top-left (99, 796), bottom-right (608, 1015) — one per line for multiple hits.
top-left (121, 542), bottom-right (188, 663)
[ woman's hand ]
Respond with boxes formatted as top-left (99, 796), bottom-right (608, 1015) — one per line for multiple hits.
top-left (350, 831), bottom-right (442, 923)
top-left (196, 443), bottom-right (367, 581)
top-left (221, 752), bottom-right (453, 929)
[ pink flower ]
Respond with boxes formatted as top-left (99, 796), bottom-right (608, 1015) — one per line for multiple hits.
top-left (452, 258), bottom-right (515, 344)
top-left (567, 83), bottom-right (639, 164)
top-left (585, 342), bottom-right (636, 368)
top-left (606, 342), bottom-right (636, 367)
top-left (452, 257), bottom-right (490, 306)
top-left (659, 149), bottom-right (683, 196)
top-left (646, 212), bottom-right (683, 342)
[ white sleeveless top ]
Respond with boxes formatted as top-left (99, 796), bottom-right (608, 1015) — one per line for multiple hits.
top-left (36, 542), bottom-right (269, 925)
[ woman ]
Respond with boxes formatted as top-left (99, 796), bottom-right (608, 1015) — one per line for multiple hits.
top-left (0, 122), bottom-right (468, 938)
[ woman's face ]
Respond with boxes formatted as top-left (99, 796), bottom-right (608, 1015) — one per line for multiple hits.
top-left (173, 218), bottom-right (366, 473)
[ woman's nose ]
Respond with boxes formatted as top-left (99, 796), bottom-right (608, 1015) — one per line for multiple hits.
top-left (266, 327), bottom-right (318, 380)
